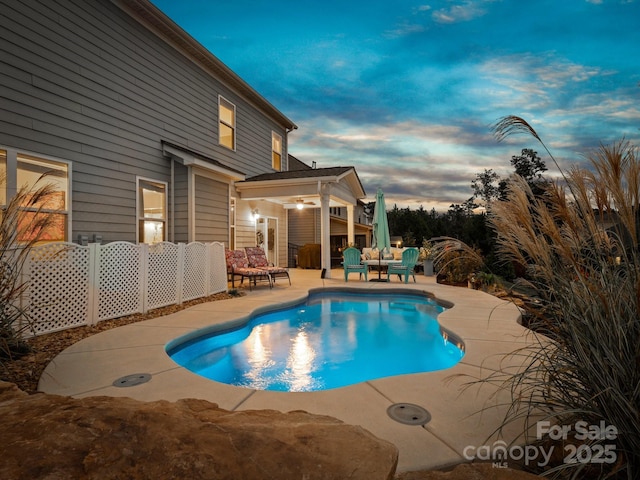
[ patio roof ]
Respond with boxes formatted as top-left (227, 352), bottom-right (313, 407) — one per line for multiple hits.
top-left (235, 166), bottom-right (367, 209)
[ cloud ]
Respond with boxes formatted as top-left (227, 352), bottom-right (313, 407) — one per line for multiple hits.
top-left (289, 115), bottom-right (514, 209)
top-left (383, 22), bottom-right (426, 39)
top-left (152, 0), bottom-right (640, 213)
top-left (431, 1), bottom-right (490, 23)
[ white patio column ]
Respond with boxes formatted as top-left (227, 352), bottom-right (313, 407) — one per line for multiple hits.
top-left (346, 204), bottom-right (355, 246)
top-left (320, 188), bottom-right (332, 278)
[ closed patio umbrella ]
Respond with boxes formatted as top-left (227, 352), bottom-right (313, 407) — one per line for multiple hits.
top-left (371, 188), bottom-right (391, 281)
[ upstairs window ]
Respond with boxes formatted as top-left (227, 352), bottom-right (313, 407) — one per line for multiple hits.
top-left (272, 132), bottom-right (282, 171)
top-left (219, 96), bottom-right (236, 150)
top-left (137, 178), bottom-right (167, 244)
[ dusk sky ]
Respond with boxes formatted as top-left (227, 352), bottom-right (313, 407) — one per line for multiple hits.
top-left (151, 0), bottom-right (640, 211)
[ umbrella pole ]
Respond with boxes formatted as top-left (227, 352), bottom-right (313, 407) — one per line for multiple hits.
top-left (369, 250), bottom-right (386, 282)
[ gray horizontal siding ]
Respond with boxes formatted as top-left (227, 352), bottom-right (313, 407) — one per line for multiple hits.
top-left (172, 162), bottom-right (189, 243)
top-left (288, 208), bottom-right (320, 245)
top-left (0, 0), bottom-right (290, 242)
top-left (194, 175), bottom-right (228, 243)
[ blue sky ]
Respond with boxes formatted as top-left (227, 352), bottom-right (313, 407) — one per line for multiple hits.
top-left (151, 0), bottom-right (640, 210)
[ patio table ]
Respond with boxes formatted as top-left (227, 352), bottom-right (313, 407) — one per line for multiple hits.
top-left (363, 259), bottom-right (402, 281)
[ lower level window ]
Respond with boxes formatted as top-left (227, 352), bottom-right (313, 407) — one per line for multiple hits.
top-left (1, 149), bottom-right (70, 242)
top-left (137, 178), bottom-right (167, 244)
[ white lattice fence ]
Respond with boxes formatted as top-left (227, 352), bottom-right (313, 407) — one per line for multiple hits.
top-left (26, 242), bottom-right (91, 335)
top-left (97, 242), bottom-right (143, 321)
top-left (24, 241), bottom-right (228, 336)
top-left (183, 242), bottom-right (207, 302)
top-left (208, 242), bottom-right (227, 294)
top-left (147, 242), bottom-right (180, 310)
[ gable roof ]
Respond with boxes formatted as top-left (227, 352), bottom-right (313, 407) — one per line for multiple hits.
top-left (235, 165), bottom-right (367, 209)
top-left (114, 0), bottom-right (297, 131)
top-left (287, 154), bottom-right (314, 171)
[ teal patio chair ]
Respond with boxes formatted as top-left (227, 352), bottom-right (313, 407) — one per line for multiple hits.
top-left (342, 247), bottom-right (368, 282)
top-left (387, 247), bottom-right (419, 283)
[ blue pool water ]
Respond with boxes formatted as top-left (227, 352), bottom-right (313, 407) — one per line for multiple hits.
top-left (167, 289), bottom-right (465, 392)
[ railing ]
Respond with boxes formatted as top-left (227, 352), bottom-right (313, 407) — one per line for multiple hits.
top-left (22, 241), bottom-right (227, 336)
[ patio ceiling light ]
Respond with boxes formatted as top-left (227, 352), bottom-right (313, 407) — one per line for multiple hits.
top-left (296, 198), bottom-right (304, 210)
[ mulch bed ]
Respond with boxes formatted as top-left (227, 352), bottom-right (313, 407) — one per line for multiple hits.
top-left (1, 291), bottom-right (242, 394)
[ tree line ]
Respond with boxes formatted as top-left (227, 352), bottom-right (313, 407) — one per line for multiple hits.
top-left (378, 148), bottom-right (549, 279)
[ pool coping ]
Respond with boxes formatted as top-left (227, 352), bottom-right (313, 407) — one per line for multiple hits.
top-left (38, 268), bottom-right (539, 473)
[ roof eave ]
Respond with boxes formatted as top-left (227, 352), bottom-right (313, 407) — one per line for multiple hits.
top-left (112, 0), bottom-right (297, 130)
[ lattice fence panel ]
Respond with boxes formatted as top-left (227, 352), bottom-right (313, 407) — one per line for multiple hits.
top-left (183, 242), bottom-right (206, 301)
top-left (26, 243), bottom-right (90, 335)
top-left (97, 242), bottom-right (142, 321)
top-left (208, 242), bottom-right (227, 294)
top-left (147, 242), bottom-right (179, 310)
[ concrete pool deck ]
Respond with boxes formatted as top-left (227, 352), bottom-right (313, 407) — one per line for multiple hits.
top-left (39, 268), bottom-right (537, 473)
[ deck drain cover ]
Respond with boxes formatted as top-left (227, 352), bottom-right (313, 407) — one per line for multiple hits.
top-left (113, 373), bottom-right (152, 388)
top-left (387, 403), bottom-right (431, 425)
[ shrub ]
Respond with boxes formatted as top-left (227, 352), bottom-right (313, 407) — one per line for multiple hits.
top-left (1, 175), bottom-right (57, 361)
top-left (432, 238), bottom-right (484, 285)
top-left (484, 117), bottom-right (640, 479)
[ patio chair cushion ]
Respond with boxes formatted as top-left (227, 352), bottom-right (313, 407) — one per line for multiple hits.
top-left (225, 249), bottom-right (249, 270)
top-left (226, 251), bottom-right (265, 276)
top-left (244, 247), bottom-right (270, 268)
top-left (244, 246), bottom-right (291, 285)
top-left (224, 249), bottom-right (272, 289)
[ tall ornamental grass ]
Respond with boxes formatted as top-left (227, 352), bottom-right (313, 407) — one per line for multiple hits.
top-left (1, 175), bottom-right (57, 361)
top-left (485, 116), bottom-right (639, 479)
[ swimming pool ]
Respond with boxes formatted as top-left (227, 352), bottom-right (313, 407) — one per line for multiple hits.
top-left (167, 288), bottom-right (465, 392)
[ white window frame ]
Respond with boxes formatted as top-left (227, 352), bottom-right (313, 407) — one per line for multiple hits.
top-left (136, 176), bottom-right (168, 244)
top-left (272, 131), bottom-right (282, 171)
top-left (229, 196), bottom-right (236, 249)
top-left (218, 95), bottom-right (236, 151)
top-left (0, 146), bottom-right (71, 242)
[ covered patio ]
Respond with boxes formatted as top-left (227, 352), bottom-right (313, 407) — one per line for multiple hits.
top-left (235, 167), bottom-right (367, 278)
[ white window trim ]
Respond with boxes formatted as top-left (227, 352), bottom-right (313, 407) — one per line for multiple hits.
top-left (136, 176), bottom-right (168, 244)
top-left (272, 131), bottom-right (282, 171)
top-left (0, 146), bottom-right (72, 242)
top-left (229, 195), bottom-right (236, 249)
top-left (218, 95), bottom-right (236, 151)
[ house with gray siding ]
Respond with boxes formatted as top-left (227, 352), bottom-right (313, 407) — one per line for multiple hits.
top-left (0, 0), bottom-right (367, 276)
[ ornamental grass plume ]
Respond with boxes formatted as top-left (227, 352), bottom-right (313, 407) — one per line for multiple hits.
top-left (0, 174), bottom-right (58, 361)
top-left (484, 118), bottom-right (640, 479)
